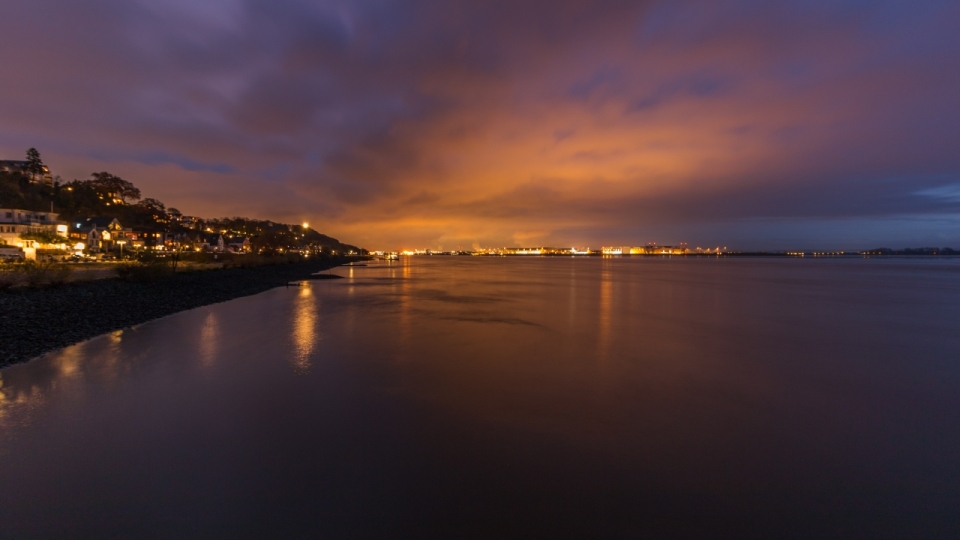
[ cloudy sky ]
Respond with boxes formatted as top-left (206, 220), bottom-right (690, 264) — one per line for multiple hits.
top-left (2, 0), bottom-right (959, 250)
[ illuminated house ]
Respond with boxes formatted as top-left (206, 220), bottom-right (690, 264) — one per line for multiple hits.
top-left (126, 228), bottom-right (164, 250)
top-left (227, 236), bottom-right (251, 253)
top-left (0, 208), bottom-right (69, 258)
top-left (69, 217), bottom-right (123, 253)
top-left (0, 161), bottom-right (53, 185)
top-left (167, 210), bottom-right (199, 229)
top-left (198, 234), bottom-right (226, 252)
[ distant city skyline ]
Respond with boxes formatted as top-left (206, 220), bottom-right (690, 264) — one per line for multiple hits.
top-left (2, 0), bottom-right (960, 251)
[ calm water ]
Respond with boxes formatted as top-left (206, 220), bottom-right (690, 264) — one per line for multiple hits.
top-left (1, 257), bottom-right (959, 538)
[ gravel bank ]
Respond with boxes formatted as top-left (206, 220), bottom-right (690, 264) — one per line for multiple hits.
top-left (0, 259), bottom-right (348, 368)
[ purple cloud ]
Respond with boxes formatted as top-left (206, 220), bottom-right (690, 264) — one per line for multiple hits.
top-left (1, 0), bottom-right (959, 249)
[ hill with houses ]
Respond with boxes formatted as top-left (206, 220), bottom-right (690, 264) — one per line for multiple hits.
top-left (0, 149), bottom-right (363, 259)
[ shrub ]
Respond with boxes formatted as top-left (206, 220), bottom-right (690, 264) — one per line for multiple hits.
top-left (45, 263), bottom-right (73, 287)
top-left (19, 231), bottom-right (70, 245)
top-left (231, 255), bottom-right (270, 268)
top-left (115, 261), bottom-right (172, 282)
top-left (21, 260), bottom-right (71, 287)
top-left (0, 266), bottom-right (24, 291)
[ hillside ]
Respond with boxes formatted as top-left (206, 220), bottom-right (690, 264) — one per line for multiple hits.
top-left (0, 154), bottom-right (363, 254)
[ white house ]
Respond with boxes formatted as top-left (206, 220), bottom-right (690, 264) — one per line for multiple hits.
top-left (68, 217), bottom-right (123, 253)
top-left (0, 208), bottom-right (69, 259)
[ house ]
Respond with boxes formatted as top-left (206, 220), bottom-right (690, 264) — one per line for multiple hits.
top-left (69, 217), bottom-right (123, 253)
top-left (125, 227), bottom-right (164, 251)
top-left (227, 236), bottom-right (250, 253)
top-left (204, 234), bottom-right (226, 252)
top-left (173, 232), bottom-right (203, 252)
top-left (0, 208), bottom-right (69, 259)
top-left (168, 211), bottom-right (199, 229)
top-left (162, 231), bottom-right (206, 251)
top-left (0, 160), bottom-right (53, 185)
top-left (192, 234), bottom-right (226, 252)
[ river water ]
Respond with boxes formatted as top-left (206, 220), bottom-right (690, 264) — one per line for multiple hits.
top-left (1, 257), bottom-right (959, 538)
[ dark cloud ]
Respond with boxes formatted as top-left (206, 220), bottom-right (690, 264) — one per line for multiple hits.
top-left (1, 0), bottom-right (959, 249)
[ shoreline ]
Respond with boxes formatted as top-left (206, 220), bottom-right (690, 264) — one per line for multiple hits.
top-left (0, 258), bottom-right (352, 368)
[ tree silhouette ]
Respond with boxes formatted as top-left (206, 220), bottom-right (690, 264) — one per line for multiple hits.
top-left (90, 172), bottom-right (141, 203)
top-left (25, 148), bottom-right (45, 182)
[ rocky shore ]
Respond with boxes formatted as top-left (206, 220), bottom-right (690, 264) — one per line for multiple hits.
top-left (0, 259), bottom-right (349, 368)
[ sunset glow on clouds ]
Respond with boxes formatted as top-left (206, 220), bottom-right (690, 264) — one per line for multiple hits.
top-left (2, 0), bottom-right (959, 249)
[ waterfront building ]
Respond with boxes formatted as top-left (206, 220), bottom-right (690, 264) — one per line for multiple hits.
top-left (475, 247), bottom-right (587, 256)
top-left (601, 246), bottom-right (689, 255)
top-left (0, 208), bottom-right (69, 258)
top-left (642, 246), bottom-right (687, 255)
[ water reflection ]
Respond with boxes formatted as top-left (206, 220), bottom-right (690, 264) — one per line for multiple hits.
top-left (199, 312), bottom-right (220, 367)
top-left (0, 338), bottom-right (103, 439)
top-left (97, 330), bottom-right (126, 386)
top-left (2, 257), bottom-right (960, 537)
top-left (598, 259), bottom-right (613, 360)
top-left (0, 376), bottom-right (46, 440)
top-left (568, 264), bottom-right (577, 329)
top-left (56, 339), bottom-right (85, 379)
top-left (398, 257), bottom-right (413, 350)
top-left (291, 284), bottom-right (318, 374)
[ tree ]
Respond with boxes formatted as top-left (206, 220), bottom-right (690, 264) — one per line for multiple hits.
top-left (25, 148), bottom-right (45, 182)
top-left (19, 231), bottom-right (69, 245)
top-left (251, 230), bottom-right (290, 256)
top-left (89, 172), bottom-right (141, 204)
top-left (137, 197), bottom-right (166, 213)
top-left (133, 197), bottom-right (168, 226)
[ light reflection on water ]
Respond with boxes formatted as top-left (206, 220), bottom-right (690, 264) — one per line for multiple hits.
top-left (398, 257), bottom-right (412, 352)
top-left (0, 257), bottom-right (959, 537)
top-left (0, 372), bottom-right (47, 437)
top-left (199, 312), bottom-right (219, 367)
top-left (291, 283), bottom-right (318, 374)
top-left (598, 257), bottom-right (614, 361)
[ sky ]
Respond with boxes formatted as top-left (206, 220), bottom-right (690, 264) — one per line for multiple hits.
top-left (2, 0), bottom-right (960, 251)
